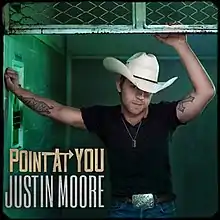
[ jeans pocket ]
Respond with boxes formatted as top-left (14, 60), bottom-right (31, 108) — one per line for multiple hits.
top-left (158, 200), bottom-right (176, 215)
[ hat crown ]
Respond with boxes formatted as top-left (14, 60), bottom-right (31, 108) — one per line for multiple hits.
top-left (126, 52), bottom-right (159, 82)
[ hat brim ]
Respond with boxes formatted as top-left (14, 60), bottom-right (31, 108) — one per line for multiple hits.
top-left (103, 57), bottom-right (178, 94)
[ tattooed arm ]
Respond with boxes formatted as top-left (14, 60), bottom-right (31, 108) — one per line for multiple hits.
top-left (175, 43), bottom-right (216, 123)
top-left (4, 68), bottom-right (86, 129)
top-left (155, 29), bottom-right (216, 124)
top-left (14, 87), bottom-right (86, 129)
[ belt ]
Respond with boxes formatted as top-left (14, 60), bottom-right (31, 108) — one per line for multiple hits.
top-left (112, 193), bottom-right (175, 209)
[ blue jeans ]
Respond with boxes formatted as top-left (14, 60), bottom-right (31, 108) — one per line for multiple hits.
top-left (107, 199), bottom-right (177, 218)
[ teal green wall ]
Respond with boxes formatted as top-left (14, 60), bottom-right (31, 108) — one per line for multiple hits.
top-left (153, 59), bottom-right (218, 217)
top-left (67, 34), bottom-right (217, 58)
top-left (67, 58), bottom-right (217, 218)
top-left (3, 35), bottom-right (66, 218)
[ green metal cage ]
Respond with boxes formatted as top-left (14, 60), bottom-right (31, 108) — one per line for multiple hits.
top-left (3, 1), bottom-right (218, 34)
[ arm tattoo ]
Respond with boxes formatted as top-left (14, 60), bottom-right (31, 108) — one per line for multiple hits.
top-left (177, 95), bottom-right (195, 113)
top-left (17, 95), bottom-right (54, 115)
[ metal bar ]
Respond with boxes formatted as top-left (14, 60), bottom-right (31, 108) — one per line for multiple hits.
top-left (9, 24), bottom-right (218, 34)
top-left (9, 25), bottom-right (134, 34)
top-left (143, 24), bottom-right (218, 33)
top-left (9, 24), bottom-right (134, 29)
top-left (134, 2), bottom-right (146, 28)
top-left (132, 2), bottom-right (136, 28)
top-left (3, 3), bottom-right (10, 34)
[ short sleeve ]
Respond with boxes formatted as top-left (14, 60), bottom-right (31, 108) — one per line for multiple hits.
top-left (160, 101), bottom-right (187, 131)
top-left (80, 105), bottom-right (106, 134)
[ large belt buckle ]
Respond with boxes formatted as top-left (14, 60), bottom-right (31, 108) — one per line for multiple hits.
top-left (132, 193), bottom-right (155, 209)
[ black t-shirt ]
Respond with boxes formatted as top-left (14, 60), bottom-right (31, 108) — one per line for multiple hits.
top-left (80, 101), bottom-right (185, 197)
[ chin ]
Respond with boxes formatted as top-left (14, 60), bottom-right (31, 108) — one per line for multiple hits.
top-left (129, 107), bottom-right (143, 115)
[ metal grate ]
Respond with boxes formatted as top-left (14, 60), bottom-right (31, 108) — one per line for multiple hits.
top-left (9, 2), bottom-right (133, 26)
top-left (145, 2), bottom-right (218, 25)
top-left (4, 2), bottom-right (217, 34)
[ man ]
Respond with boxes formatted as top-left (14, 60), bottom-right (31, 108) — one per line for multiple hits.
top-left (4, 32), bottom-right (215, 218)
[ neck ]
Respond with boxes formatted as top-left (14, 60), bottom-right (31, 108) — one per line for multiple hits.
top-left (121, 105), bottom-right (148, 126)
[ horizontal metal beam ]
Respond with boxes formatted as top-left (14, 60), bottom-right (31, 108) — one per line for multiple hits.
top-left (143, 24), bottom-right (218, 33)
top-left (7, 24), bottom-right (218, 35)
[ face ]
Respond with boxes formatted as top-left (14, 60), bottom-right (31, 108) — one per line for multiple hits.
top-left (116, 78), bottom-right (152, 116)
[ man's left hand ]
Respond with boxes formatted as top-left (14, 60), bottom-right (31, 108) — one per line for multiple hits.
top-left (153, 22), bottom-right (187, 48)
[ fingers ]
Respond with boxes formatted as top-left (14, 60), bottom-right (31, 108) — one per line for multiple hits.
top-left (4, 73), bottom-right (13, 91)
top-left (153, 33), bottom-right (169, 40)
top-left (155, 34), bottom-right (169, 38)
top-left (154, 21), bottom-right (181, 37)
top-left (4, 73), bottom-right (15, 86)
top-left (166, 21), bottom-right (181, 26)
top-left (5, 67), bottom-right (18, 75)
top-left (153, 34), bottom-right (162, 40)
top-left (7, 73), bottom-right (18, 80)
top-left (4, 75), bottom-right (13, 84)
top-left (5, 68), bottom-right (18, 79)
top-left (4, 68), bottom-right (20, 92)
top-left (166, 22), bottom-right (175, 26)
top-left (153, 21), bottom-right (182, 38)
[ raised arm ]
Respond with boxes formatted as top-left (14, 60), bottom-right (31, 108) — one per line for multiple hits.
top-left (4, 68), bottom-right (86, 129)
top-left (154, 28), bottom-right (216, 123)
top-left (174, 42), bottom-right (215, 123)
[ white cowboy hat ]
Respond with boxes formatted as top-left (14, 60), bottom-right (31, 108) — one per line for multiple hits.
top-left (103, 52), bottom-right (178, 94)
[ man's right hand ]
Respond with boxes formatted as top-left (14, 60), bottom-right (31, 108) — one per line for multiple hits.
top-left (4, 68), bottom-right (20, 92)
top-left (4, 67), bottom-right (86, 129)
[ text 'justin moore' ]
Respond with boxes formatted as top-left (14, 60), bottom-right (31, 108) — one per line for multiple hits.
top-left (10, 148), bottom-right (105, 173)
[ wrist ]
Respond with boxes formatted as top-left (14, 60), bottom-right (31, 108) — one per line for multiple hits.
top-left (12, 85), bottom-right (22, 95)
top-left (173, 41), bottom-right (190, 52)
